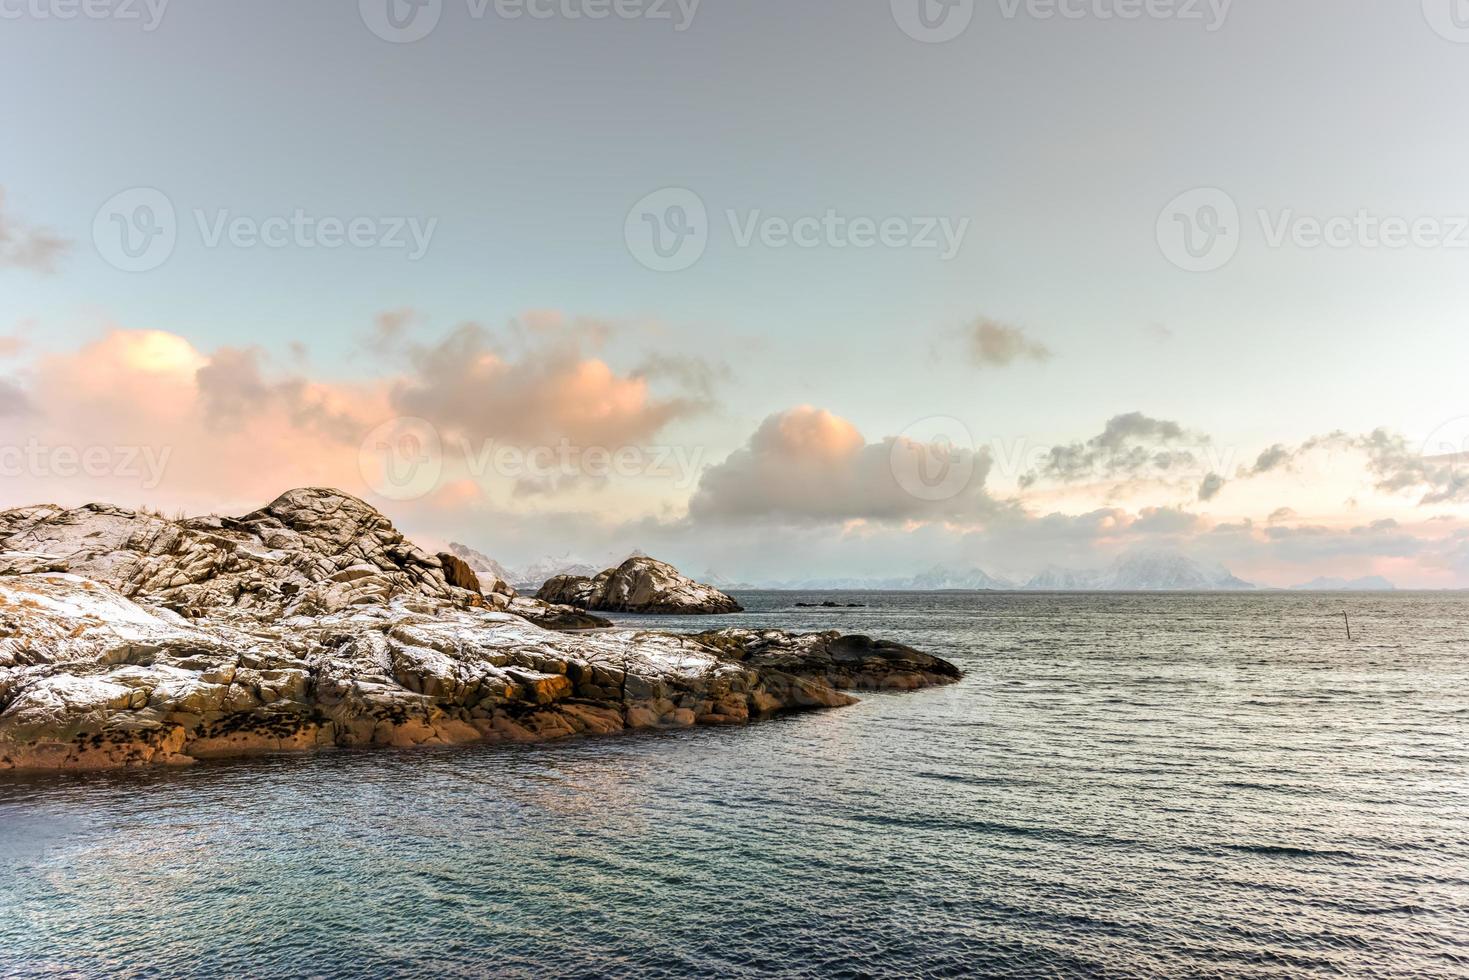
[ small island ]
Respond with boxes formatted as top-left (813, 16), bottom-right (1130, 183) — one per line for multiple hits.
top-left (536, 556), bottom-right (744, 615)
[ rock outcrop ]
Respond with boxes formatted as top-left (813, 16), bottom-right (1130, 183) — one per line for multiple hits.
top-left (693, 629), bottom-right (962, 691)
top-left (435, 552), bottom-right (483, 594)
top-left (0, 489), bottom-right (956, 772)
top-left (0, 489), bottom-right (605, 632)
top-left (537, 557), bottom-right (744, 615)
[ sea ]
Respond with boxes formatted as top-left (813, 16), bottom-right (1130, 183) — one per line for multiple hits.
top-left (1, 591), bottom-right (1466, 978)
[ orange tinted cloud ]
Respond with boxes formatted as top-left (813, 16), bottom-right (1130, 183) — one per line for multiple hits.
top-left (689, 406), bottom-right (998, 524)
top-left (390, 321), bottom-right (705, 447)
top-left (0, 316), bottom-right (717, 514)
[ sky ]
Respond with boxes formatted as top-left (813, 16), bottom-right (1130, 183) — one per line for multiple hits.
top-left (3, 0), bottom-right (1469, 587)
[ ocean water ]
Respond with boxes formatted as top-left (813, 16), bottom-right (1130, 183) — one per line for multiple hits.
top-left (2, 591), bottom-right (1467, 978)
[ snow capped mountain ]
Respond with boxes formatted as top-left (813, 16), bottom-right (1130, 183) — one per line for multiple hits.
top-left (720, 555), bottom-right (1255, 592)
top-left (1023, 566), bottom-right (1103, 590)
top-left (906, 566), bottom-right (1017, 591)
top-left (512, 557), bottom-right (603, 590)
top-left (1024, 552), bottom-right (1255, 591)
top-left (510, 550), bottom-right (649, 590)
top-left (446, 542), bottom-right (514, 584)
top-left (746, 565), bottom-right (1015, 591)
top-left (1290, 576), bottom-right (1396, 591)
top-left (775, 577), bottom-right (897, 590)
top-left (474, 550), bottom-right (1254, 594)
top-left (1099, 551), bottom-right (1254, 591)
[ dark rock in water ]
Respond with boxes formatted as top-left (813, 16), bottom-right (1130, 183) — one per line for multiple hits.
top-left (694, 628), bottom-right (961, 692)
top-left (537, 573), bottom-right (599, 608)
top-left (508, 600), bottom-right (611, 631)
top-left (795, 601), bottom-right (866, 608)
top-left (0, 488), bottom-right (954, 772)
top-left (537, 557), bottom-right (743, 615)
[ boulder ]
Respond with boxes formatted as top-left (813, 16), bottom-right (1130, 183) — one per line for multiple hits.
top-left (436, 553), bottom-right (482, 594)
top-left (693, 628), bottom-right (962, 692)
top-left (536, 556), bottom-right (743, 615)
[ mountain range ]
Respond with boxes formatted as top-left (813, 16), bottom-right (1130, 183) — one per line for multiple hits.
top-left (449, 543), bottom-right (643, 591)
top-left (453, 545), bottom-right (1401, 594)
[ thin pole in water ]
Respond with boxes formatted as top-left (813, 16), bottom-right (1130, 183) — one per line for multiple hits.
top-left (1343, 611), bottom-right (1352, 640)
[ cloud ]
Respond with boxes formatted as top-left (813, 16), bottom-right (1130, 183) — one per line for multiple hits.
top-left (1353, 428), bottom-right (1469, 505)
top-left (1235, 429), bottom-right (1469, 506)
top-left (1143, 322), bottom-right (1174, 343)
top-left (944, 505), bottom-right (1212, 576)
top-left (0, 189), bottom-right (69, 274)
top-left (1132, 505), bottom-right (1206, 535)
top-left (1249, 444), bottom-right (1293, 474)
top-left (361, 308), bottom-right (417, 355)
top-left (965, 318), bottom-right (1052, 368)
top-left (688, 406), bottom-right (999, 525)
top-left (632, 352), bottom-right (731, 401)
top-left (1091, 413), bottom-right (1187, 451)
top-left (10, 324), bottom-right (1469, 587)
top-left (0, 377), bottom-right (33, 416)
top-left (0, 329), bottom-right (387, 513)
top-left (195, 346), bottom-right (364, 441)
top-left (390, 319), bottom-right (709, 448)
top-left (0, 314), bottom-right (724, 515)
top-left (1263, 518), bottom-right (1424, 561)
top-left (1023, 412), bottom-right (1205, 487)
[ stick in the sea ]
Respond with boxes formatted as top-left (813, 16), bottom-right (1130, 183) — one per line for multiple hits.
top-left (1343, 611), bottom-right (1352, 640)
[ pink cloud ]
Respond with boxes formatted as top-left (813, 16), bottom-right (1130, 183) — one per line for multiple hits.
top-left (689, 406), bottom-right (999, 524)
top-left (0, 315), bottom-right (719, 515)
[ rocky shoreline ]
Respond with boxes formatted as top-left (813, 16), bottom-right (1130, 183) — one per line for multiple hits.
top-left (0, 489), bottom-right (959, 773)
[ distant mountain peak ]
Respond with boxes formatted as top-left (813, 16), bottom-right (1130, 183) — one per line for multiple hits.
top-left (1025, 551), bottom-right (1255, 591)
top-left (447, 542), bottom-right (513, 584)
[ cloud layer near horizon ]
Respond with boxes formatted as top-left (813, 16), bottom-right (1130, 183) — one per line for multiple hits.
top-left (2, 323), bottom-right (1469, 586)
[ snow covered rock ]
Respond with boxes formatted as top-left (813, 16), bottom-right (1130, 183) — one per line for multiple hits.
top-left (537, 556), bottom-right (744, 615)
top-left (0, 490), bottom-right (955, 772)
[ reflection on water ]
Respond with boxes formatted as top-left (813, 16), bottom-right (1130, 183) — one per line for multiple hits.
top-left (2, 592), bottom-right (1467, 977)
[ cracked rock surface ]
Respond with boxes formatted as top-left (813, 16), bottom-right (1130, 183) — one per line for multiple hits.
top-left (0, 488), bottom-right (957, 772)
